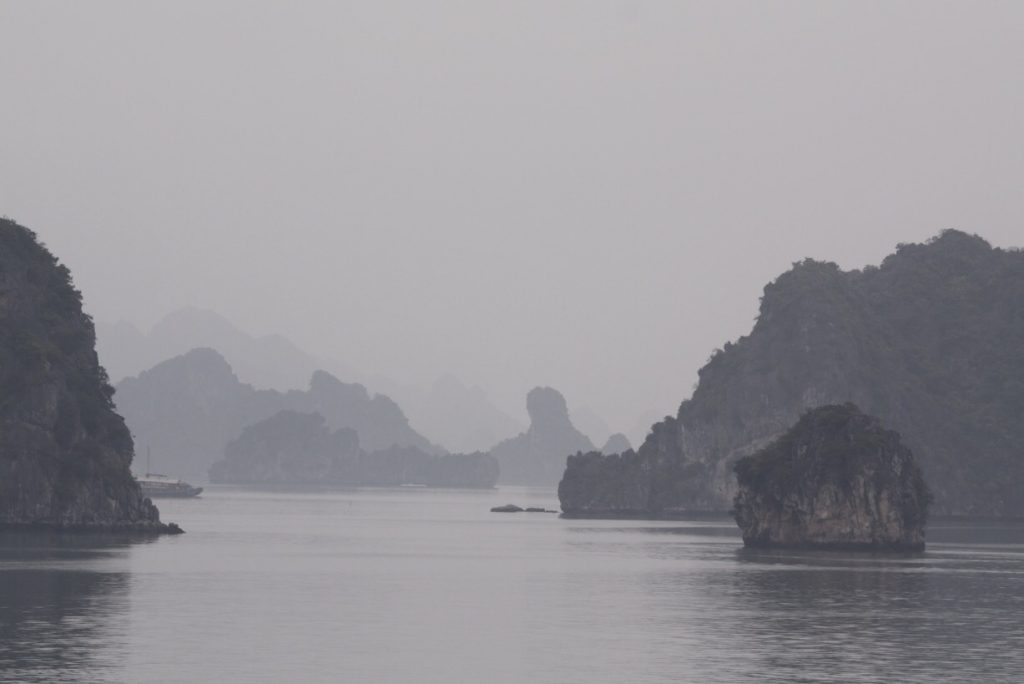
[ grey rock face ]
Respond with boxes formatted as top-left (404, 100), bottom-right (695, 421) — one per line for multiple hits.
top-left (490, 387), bottom-right (594, 486)
top-left (560, 230), bottom-right (1024, 517)
top-left (0, 219), bottom-right (178, 533)
top-left (732, 404), bottom-right (930, 550)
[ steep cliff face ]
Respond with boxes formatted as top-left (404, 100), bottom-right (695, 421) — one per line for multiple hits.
top-left (490, 387), bottom-right (594, 486)
top-left (732, 404), bottom-right (930, 550)
top-left (560, 231), bottom-right (1024, 517)
top-left (115, 350), bottom-right (439, 480)
top-left (0, 219), bottom-right (177, 532)
top-left (208, 410), bottom-right (498, 487)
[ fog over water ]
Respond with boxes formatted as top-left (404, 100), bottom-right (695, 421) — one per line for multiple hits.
top-left (2, 2), bottom-right (1023, 430)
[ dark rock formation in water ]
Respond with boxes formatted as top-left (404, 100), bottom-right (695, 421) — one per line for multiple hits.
top-left (0, 219), bottom-right (178, 533)
top-left (489, 387), bottom-right (594, 486)
top-left (208, 410), bottom-right (498, 488)
top-left (732, 404), bottom-right (931, 550)
top-left (600, 433), bottom-right (632, 455)
top-left (115, 349), bottom-right (439, 480)
top-left (560, 230), bottom-right (1024, 517)
top-left (558, 449), bottom-right (651, 517)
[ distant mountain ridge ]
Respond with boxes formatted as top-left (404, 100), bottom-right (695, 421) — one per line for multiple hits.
top-left (369, 373), bottom-right (525, 454)
top-left (114, 348), bottom-right (438, 480)
top-left (208, 410), bottom-right (498, 488)
top-left (96, 307), bottom-right (346, 391)
top-left (98, 310), bottom-right (524, 453)
top-left (560, 230), bottom-right (1024, 517)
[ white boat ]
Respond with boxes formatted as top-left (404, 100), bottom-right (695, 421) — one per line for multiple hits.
top-left (136, 473), bottom-right (203, 498)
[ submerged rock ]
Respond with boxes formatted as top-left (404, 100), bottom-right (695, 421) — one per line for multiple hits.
top-left (0, 219), bottom-right (178, 533)
top-left (732, 404), bottom-right (931, 550)
top-left (490, 504), bottom-right (557, 513)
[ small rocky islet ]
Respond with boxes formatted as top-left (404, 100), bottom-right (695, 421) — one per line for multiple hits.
top-left (732, 404), bottom-right (931, 551)
top-left (490, 504), bottom-right (558, 513)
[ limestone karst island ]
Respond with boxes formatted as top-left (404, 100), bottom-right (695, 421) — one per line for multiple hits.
top-left (559, 230), bottom-right (1024, 539)
top-left (0, 220), bottom-right (179, 533)
top-left (4, 4), bottom-right (1023, 680)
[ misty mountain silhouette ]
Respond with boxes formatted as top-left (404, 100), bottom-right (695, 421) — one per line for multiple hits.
top-left (96, 307), bottom-right (352, 391)
top-left (114, 348), bottom-right (438, 480)
top-left (570, 405), bottom-right (613, 447)
top-left (489, 387), bottom-right (594, 486)
top-left (98, 309), bottom-right (527, 454)
top-left (600, 433), bottom-right (632, 455)
top-left (208, 409), bottom-right (498, 488)
top-left (368, 373), bottom-right (524, 454)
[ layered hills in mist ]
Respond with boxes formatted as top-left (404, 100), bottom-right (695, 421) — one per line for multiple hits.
top-left (207, 410), bottom-right (498, 488)
top-left (115, 348), bottom-right (438, 480)
top-left (99, 309), bottom-right (637, 456)
top-left (561, 230), bottom-right (1024, 518)
top-left (115, 345), bottom-right (604, 488)
top-left (97, 310), bottom-right (528, 454)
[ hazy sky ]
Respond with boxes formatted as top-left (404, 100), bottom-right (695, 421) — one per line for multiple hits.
top-left (2, 1), bottom-right (1022, 430)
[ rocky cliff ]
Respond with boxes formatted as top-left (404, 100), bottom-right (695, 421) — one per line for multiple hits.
top-left (560, 230), bottom-right (1024, 517)
top-left (732, 404), bottom-right (931, 550)
top-left (490, 387), bottom-right (594, 486)
top-left (0, 219), bottom-right (177, 532)
top-left (208, 410), bottom-right (498, 487)
top-left (114, 349), bottom-right (438, 480)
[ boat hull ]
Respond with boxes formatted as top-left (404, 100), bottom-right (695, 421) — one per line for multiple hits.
top-left (141, 485), bottom-right (203, 498)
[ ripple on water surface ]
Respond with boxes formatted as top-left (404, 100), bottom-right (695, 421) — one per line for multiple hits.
top-left (0, 489), bottom-right (1021, 683)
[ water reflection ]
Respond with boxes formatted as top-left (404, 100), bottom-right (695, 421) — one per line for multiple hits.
top-left (0, 494), bottom-right (1022, 684)
top-left (0, 533), bottom-right (139, 684)
top-left (692, 541), bottom-right (1022, 682)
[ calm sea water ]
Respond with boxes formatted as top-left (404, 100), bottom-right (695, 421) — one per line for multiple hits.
top-left (1, 486), bottom-right (1022, 683)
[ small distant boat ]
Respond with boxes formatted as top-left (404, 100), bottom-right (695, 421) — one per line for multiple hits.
top-left (137, 473), bottom-right (203, 498)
